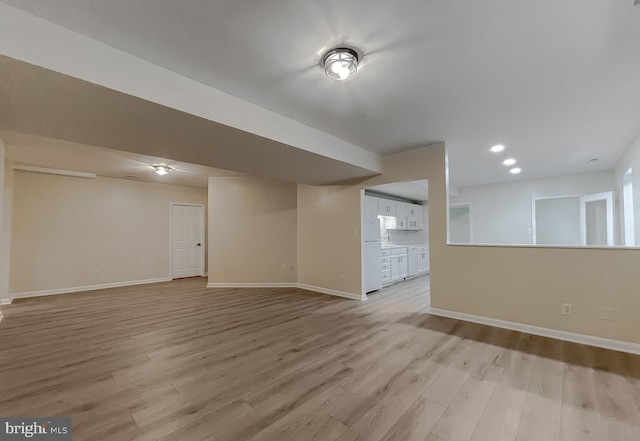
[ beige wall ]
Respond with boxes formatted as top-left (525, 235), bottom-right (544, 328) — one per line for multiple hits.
top-left (297, 143), bottom-right (640, 345)
top-left (436, 245), bottom-right (640, 343)
top-left (297, 184), bottom-right (362, 293)
top-left (207, 176), bottom-right (297, 284)
top-left (11, 172), bottom-right (207, 294)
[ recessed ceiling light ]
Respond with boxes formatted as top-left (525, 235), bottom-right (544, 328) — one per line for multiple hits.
top-left (510, 167), bottom-right (522, 174)
top-left (153, 165), bottom-right (171, 176)
top-left (503, 158), bottom-right (516, 166)
top-left (490, 144), bottom-right (505, 153)
top-left (322, 47), bottom-right (359, 81)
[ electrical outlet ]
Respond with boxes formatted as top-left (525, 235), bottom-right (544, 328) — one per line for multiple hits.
top-left (94, 270), bottom-right (99, 276)
top-left (340, 275), bottom-right (344, 281)
top-left (282, 264), bottom-right (287, 271)
top-left (561, 303), bottom-right (573, 316)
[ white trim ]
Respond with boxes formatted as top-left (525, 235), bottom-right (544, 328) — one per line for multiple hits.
top-left (297, 283), bottom-right (367, 301)
top-left (11, 277), bottom-right (172, 300)
top-left (0, 298), bottom-right (11, 305)
top-left (427, 307), bottom-right (640, 356)
top-left (13, 164), bottom-right (96, 179)
top-left (360, 189), bottom-right (366, 298)
top-left (170, 203), bottom-right (206, 279)
top-left (206, 282), bottom-right (366, 301)
top-left (207, 282), bottom-right (297, 289)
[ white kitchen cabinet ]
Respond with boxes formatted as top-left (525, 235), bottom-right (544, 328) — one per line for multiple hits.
top-left (381, 249), bottom-right (391, 285)
top-left (407, 247), bottom-right (420, 277)
top-left (417, 246), bottom-right (430, 274)
top-left (391, 201), bottom-right (423, 230)
top-left (395, 202), bottom-right (407, 229)
top-left (389, 247), bottom-right (408, 282)
top-left (378, 198), bottom-right (396, 216)
top-left (406, 203), bottom-right (423, 230)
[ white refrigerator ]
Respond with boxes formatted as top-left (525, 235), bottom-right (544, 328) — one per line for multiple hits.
top-left (363, 196), bottom-right (382, 293)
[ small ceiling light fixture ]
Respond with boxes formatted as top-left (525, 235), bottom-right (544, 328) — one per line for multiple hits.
top-left (503, 158), bottom-right (517, 166)
top-left (490, 144), bottom-right (505, 153)
top-left (510, 167), bottom-right (522, 174)
top-left (322, 47), bottom-right (359, 81)
top-left (153, 165), bottom-right (171, 176)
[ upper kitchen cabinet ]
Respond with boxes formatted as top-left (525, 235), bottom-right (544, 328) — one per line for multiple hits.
top-left (378, 198), bottom-right (396, 216)
top-left (406, 203), bottom-right (424, 230)
top-left (395, 202), bottom-right (407, 229)
top-left (394, 201), bottom-right (424, 230)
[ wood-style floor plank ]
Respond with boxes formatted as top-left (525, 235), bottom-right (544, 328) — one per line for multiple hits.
top-left (1, 276), bottom-right (639, 441)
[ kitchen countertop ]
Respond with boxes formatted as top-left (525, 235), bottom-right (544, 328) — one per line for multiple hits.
top-left (381, 244), bottom-right (429, 249)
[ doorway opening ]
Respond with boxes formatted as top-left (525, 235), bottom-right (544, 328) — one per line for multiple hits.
top-left (532, 192), bottom-right (613, 246)
top-left (360, 180), bottom-right (430, 303)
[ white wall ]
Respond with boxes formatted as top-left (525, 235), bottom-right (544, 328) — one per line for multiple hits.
top-left (10, 171), bottom-right (207, 296)
top-left (451, 171), bottom-right (615, 245)
top-left (615, 134), bottom-right (640, 246)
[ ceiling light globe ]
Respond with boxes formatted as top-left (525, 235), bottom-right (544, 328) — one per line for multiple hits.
top-left (323, 47), bottom-right (359, 81)
top-left (153, 165), bottom-right (171, 176)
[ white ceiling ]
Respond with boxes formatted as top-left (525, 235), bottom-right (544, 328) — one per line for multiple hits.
top-left (1, 0), bottom-right (640, 187)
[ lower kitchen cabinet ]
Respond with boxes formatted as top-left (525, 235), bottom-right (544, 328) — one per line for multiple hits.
top-left (382, 245), bottom-right (428, 287)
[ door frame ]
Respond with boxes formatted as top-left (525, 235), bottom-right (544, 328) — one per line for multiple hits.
top-left (170, 203), bottom-right (206, 279)
top-left (580, 191), bottom-right (614, 246)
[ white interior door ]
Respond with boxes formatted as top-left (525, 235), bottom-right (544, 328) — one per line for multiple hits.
top-left (580, 192), bottom-right (613, 246)
top-left (172, 204), bottom-right (204, 279)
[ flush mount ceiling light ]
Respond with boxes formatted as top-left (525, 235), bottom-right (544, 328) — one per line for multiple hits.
top-left (153, 165), bottom-right (171, 176)
top-left (490, 144), bottom-right (505, 153)
top-left (322, 47), bottom-right (359, 81)
top-left (503, 158), bottom-right (517, 166)
top-left (510, 167), bottom-right (522, 174)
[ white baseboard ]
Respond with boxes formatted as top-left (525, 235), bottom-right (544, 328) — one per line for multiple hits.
top-left (0, 298), bottom-right (11, 305)
top-left (206, 282), bottom-right (365, 301)
top-left (206, 282), bottom-right (297, 289)
top-left (296, 284), bottom-right (366, 301)
top-left (11, 277), bottom-right (173, 301)
top-left (428, 307), bottom-right (640, 356)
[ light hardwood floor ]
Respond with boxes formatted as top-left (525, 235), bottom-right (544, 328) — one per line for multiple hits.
top-left (1, 276), bottom-right (639, 441)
